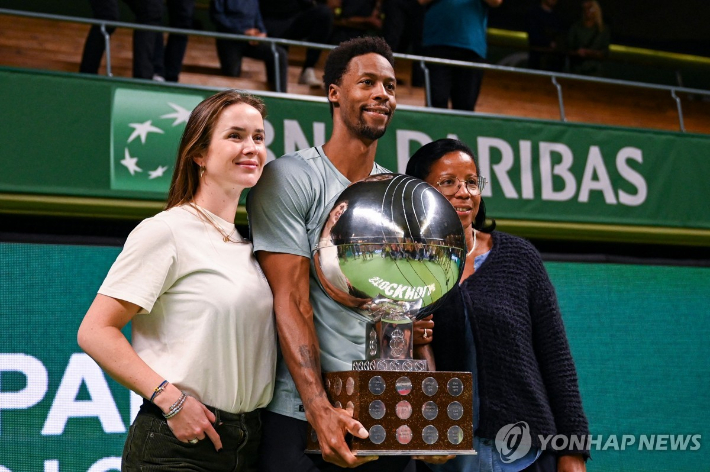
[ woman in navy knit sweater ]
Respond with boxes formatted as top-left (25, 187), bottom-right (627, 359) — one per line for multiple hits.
top-left (407, 139), bottom-right (589, 472)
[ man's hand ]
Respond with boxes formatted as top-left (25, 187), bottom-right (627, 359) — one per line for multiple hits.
top-left (244, 28), bottom-right (266, 46)
top-left (558, 454), bottom-right (586, 472)
top-left (309, 401), bottom-right (378, 467)
top-left (257, 252), bottom-right (375, 467)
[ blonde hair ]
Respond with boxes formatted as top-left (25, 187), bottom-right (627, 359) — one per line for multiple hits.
top-left (584, 0), bottom-right (605, 31)
top-left (165, 90), bottom-right (267, 209)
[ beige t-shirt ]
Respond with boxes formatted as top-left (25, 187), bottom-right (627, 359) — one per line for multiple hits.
top-left (99, 204), bottom-right (275, 414)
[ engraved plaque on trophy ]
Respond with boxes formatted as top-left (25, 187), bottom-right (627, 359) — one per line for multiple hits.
top-left (307, 174), bottom-right (476, 456)
top-left (307, 370), bottom-right (475, 455)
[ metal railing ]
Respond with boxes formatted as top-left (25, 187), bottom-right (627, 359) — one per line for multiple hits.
top-left (2, 7), bottom-right (709, 132)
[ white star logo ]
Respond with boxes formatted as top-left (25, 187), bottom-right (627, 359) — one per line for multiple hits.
top-left (161, 102), bottom-right (192, 126)
top-left (149, 165), bottom-right (169, 180)
top-left (120, 148), bottom-right (143, 175)
top-left (127, 120), bottom-right (164, 144)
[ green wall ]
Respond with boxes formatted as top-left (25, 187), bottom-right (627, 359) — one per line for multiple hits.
top-left (0, 242), bottom-right (707, 471)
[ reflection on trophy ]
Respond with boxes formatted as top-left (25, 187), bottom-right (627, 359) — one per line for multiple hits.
top-left (307, 173), bottom-right (476, 456)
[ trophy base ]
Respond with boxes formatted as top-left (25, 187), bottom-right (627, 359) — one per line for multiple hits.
top-left (306, 370), bottom-right (475, 455)
top-left (352, 359), bottom-right (428, 371)
top-left (306, 449), bottom-right (478, 456)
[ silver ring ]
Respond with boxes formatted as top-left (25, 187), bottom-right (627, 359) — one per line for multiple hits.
top-left (189, 438), bottom-right (199, 444)
top-left (423, 329), bottom-right (429, 339)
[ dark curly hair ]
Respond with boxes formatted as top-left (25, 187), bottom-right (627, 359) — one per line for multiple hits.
top-left (323, 36), bottom-right (394, 116)
top-left (406, 138), bottom-right (496, 233)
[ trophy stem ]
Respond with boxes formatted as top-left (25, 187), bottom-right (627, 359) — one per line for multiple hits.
top-left (380, 316), bottom-right (413, 360)
top-left (358, 317), bottom-right (427, 371)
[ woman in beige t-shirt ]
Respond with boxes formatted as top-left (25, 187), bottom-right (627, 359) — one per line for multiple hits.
top-left (78, 90), bottom-right (276, 472)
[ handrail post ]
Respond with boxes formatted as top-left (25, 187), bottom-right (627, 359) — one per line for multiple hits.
top-left (420, 60), bottom-right (431, 108)
top-left (671, 89), bottom-right (686, 133)
top-left (271, 42), bottom-right (281, 93)
top-left (551, 76), bottom-right (566, 122)
top-left (101, 22), bottom-right (112, 77)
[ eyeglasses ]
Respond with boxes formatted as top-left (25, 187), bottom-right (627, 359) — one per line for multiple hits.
top-left (435, 176), bottom-right (487, 196)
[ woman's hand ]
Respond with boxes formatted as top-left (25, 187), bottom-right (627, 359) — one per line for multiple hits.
top-left (558, 454), bottom-right (586, 472)
top-left (159, 390), bottom-right (223, 451)
top-left (414, 315), bottom-right (434, 345)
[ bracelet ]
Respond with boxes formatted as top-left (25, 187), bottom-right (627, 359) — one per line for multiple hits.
top-left (150, 380), bottom-right (169, 403)
top-left (163, 392), bottom-right (187, 419)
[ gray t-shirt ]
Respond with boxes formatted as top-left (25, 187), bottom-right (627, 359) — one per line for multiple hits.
top-left (247, 145), bottom-right (389, 420)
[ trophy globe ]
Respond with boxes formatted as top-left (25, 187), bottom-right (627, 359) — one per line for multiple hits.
top-left (313, 173), bottom-right (466, 370)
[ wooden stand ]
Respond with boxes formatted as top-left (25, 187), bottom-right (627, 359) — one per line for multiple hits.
top-left (306, 370), bottom-right (476, 455)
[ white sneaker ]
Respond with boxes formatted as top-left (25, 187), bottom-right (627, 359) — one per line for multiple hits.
top-left (152, 74), bottom-right (165, 82)
top-left (299, 67), bottom-right (322, 88)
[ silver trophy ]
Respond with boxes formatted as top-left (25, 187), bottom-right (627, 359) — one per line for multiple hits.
top-left (309, 174), bottom-right (474, 455)
top-left (314, 173), bottom-right (466, 369)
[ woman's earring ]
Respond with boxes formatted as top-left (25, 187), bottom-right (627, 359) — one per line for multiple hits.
top-left (200, 165), bottom-right (205, 178)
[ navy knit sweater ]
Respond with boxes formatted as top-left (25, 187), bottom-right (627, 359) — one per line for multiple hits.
top-left (432, 231), bottom-right (590, 457)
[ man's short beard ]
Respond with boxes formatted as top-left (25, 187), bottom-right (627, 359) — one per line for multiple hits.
top-left (359, 124), bottom-right (386, 141)
top-left (353, 117), bottom-right (391, 141)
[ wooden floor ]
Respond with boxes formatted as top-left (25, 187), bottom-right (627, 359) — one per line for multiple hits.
top-left (1, 15), bottom-right (708, 135)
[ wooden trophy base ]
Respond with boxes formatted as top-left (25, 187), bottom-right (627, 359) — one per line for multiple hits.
top-left (306, 370), bottom-right (476, 456)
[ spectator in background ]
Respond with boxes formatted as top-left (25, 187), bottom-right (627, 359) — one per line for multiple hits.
top-left (79, 0), bottom-right (124, 75)
top-left (567, 0), bottom-right (610, 76)
top-left (527, 0), bottom-right (564, 72)
top-left (152, 0), bottom-right (196, 82)
top-left (381, 0), bottom-right (426, 86)
top-left (421, 0), bottom-right (503, 111)
top-left (259, 0), bottom-right (336, 88)
top-left (210, 0), bottom-right (288, 92)
top-left (79, 0), bottom-right (163, 79)
top-left (330, 0), bottom-right (383, 45)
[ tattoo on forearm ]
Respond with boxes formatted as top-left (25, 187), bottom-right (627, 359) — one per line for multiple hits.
top-left (304, 390), bottom-right (327, 408)
top-left (299, 344), bottom-right (326, 409)
top-left (298, 344), bottom-right (321, 371)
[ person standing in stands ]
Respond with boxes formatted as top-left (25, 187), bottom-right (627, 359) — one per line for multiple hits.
top-left (152, 0), bottom-right (196, 82)
top-left (567, 0), bottom-right (610, 76)
top-left (330, 0), bottom-right (383, 44)
top-left (527, 0), bottom-right (565, 72)
top-left (77, 90), bottom-right (276, 472)
top-left (420, 0), bottom-right (502, 111)
top-left (380, 0), bottom-right (426, 86)
top-left (210, 0), bottom-right (288, 92)
top-left (258, 0), bottom-right (336, 88)
top-left (79, 0), bottom-right (163, 79)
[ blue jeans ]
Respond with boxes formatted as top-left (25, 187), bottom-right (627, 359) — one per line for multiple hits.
top-left (122, 400), bottom-right (261, 472)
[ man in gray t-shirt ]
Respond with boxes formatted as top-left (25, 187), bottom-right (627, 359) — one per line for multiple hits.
top-left (248, 37), bottom-right (412, 471)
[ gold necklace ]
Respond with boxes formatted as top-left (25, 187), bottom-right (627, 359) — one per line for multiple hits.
top-left (466, 229), bottom-right (477, 258)
top-left (188, 203), bottom-right (242, 243)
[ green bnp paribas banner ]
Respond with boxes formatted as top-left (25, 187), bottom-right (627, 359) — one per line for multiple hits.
top-left (1, 67), bottom-right (709, 231)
